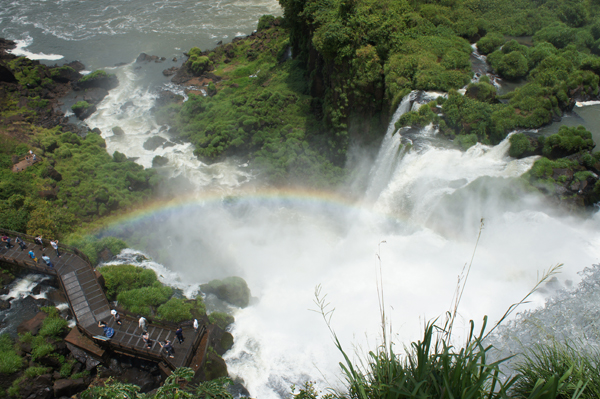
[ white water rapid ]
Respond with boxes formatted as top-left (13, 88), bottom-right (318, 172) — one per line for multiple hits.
top-left (88, 89), bottom-right (600, 398)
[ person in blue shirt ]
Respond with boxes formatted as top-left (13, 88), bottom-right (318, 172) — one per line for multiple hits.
top-left (98, 321), bottom-right (115, 338)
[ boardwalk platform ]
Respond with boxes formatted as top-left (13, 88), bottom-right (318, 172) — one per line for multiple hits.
top-left (0, 228), bottom-right (206, 371)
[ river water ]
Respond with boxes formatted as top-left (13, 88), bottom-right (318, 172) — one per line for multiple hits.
top-left (3, 2), bottom-right (600, 398)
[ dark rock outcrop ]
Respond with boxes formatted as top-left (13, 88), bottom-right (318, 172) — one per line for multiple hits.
top-left (83, 87), bottom-right (109, 105)
top-left (53, 378), bottom-right (88, 398)
top-left (162, 67), bottom-right (179, 76)
top-left (0, 63), bottom-right (17, 83)
top-left (19, 374), bottom-right (53, 399)
top-left (136, 53), bottom-right (166, 63)
top-left (143, 136), bottom-right (167, 151)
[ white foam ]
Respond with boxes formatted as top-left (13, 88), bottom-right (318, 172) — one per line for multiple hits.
top-left (8, 36), bottom-right (64, 61)
top-left (576, 100), bottom-right (600, 107)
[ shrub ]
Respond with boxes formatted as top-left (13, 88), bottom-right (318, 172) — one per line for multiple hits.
top-left (39, 316), bottom-right (68, 338)
top-left (208, 312), bottom-right (234, 330)
top-left (477, 32), bottom-right (504, 55)
top-left (99, 264), bottom-right (158, 300)
top-left (542, 125), bottom-right (595, 158)
top-left (257, 15), bottom-right (276, 31)
top-left (0, 334), bottom-right (22, 374)
top-left (509, 133), bottom-right (536, 158)
top-left (67, 236), bottom-right (128, 266)
top-left (71, 101), bottom-right (91, 111)
top-left (116, 284), bottom-right (173, 316)
top-left (79, 70), bottom-right (109, 83)
top-left (157, 298), bottom-right (193, 323)
top-left (528, 157), bottom-right (578, 179)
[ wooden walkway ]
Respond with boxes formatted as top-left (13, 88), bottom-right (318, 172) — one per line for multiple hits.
top-left (0, 228), bottom-right (206, 370)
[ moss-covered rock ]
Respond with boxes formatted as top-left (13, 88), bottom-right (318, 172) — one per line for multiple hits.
top-left (201, 276), bottom-right (250, 308)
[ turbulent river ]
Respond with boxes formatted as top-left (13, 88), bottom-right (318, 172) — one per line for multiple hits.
top-left (3, 1), bottom-right (600, 398)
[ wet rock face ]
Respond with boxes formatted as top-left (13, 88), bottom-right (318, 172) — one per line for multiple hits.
top-left (53, 378), bottom-right (88, 398)
top-left (143, 136), bottom-right (167, 151)
top-left (136, 53), bottom-right (166, 63)
top-left (17, 311), bottom-right (48, 335)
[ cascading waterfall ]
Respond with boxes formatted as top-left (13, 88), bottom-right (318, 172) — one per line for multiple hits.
top-left (82, 85), bottom-right (600, 399)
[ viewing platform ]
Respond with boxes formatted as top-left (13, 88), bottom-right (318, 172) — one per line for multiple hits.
top-left (0, 228), bottom-right (208, 373)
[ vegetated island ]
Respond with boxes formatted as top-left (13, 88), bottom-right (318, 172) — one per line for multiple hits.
top-left (3, 0), bottom-right (600, 396)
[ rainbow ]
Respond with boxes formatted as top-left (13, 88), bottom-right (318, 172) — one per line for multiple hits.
top-left (93, 187), bottom-right (412, 236)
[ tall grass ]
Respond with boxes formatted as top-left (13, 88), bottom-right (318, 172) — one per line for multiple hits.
top-left (302, 222), bottom-right (590, 399)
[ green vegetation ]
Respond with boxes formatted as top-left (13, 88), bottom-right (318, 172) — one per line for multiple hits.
top-left (0, 334), bottom-right (23, 374)
top-left (542, 125), bottom-right (595, 158)
top-left (512, 341), bottom-right (600, 399)
top-left (71, 101), bottom-right (91, 111)
top-left (78, 69), bottom-right (109, 83)
top-left (98, 264), bottom-right (211, 323)
top-left (157, 21), bottom-right (345, 185)
top-left (99, 264), bottom-right (158, 300)
top-left (65, 235), bottom-right (128, 265)
top-left (81, 368), bottom-right (233, 399)
top-left (208, 312), bottom-right (235, 330)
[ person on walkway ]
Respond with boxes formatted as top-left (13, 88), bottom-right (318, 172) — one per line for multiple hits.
top-left (41, 255), bottom-right (54, 268)
top-left (1, 235), bottom-right (14, 249)
top-left (111, 309), bottom-right (122, 325)
top-left (175, 327), bottom-right (184, 344)
top-left (159, 339), bottom-right (175, 358)
top-left (139, 316), bottom-right (148, 333)
top-left (32, 154), bottom-right (37, 162)
top-left (50, 239), bottom-right (61, 257)
top-left (28, 250), bottom-right (38, 263)
top-left (34, 235), bottom-right (45, 251)
top-left (98, 321), bottom-right (115, 338)
top-left (15, 237), bottom-right (26, 251)
top-left (193, 318), bottom-right (199, 333)
top-left (142, 332), bottom-right (153, 349)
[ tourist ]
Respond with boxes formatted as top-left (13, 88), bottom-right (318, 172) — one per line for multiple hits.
top-left (175, 327), bottom-right (184, 344)
top-left (15, 237), bottom-right (26, 251)
top-left (50, 239), bottom-right (61, 257)
top-left (193, 318), bottom-right (199, 333)
top-left (159, 339), bottom-right (175, 358)
top-left (111, 309), bottom-right (122, 325)
top-left (139, 316), bottom-right (148, 333)
top-left (28, 250), bottom-right (37, 263)
top-left (142, 332), bottom-right (153, 348)
top-left (34, 235), bottom-right (45, 251)
top-left (1, 235), bottom-right (14, 249)
top-left (98, 321), bottom-right (115, 338)
top-left (41, 255), bottom-right (54, 268)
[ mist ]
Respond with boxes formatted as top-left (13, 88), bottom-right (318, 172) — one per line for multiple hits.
top-left (99, 92), bottom-right (600, 399)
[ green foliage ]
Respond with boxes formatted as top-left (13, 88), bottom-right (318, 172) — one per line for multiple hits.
top-left (257, 15), bottom-right (276, 31)
top-left (208, 312), bottom-right (234, 330)
top-left (509, 133), bottom-right (536, 158)
top-left (71, 101), bottom-right (91, 111)
top-left (79, 70), bottom-right (109, 83)
top-left (24, 366), bottom-right (51, 378)
top-left (157, 298), bottom-right (193, 323)
top-left (38, 315), bottom-right (68, 338)
top-left (543, 125), bottom-right (595, 158)
top-left (528, 157), bottom-right (578, 179)
top-left (66, 235), bottom-right (128, 265)
top-left (116, 284), bottom-right (173, 317)
top-left (81, 377), bottom-right (144, 399)
top-left (191, 376), bottom-right (234, 399)
top-left (98, 264), bottom-right (158, 300)
top-left (511, 341), bottom-right (600, 399)
top-left (60, 361), bottom-right (74, 378)
top-left (0, 334), bottom-right (22, 374)
top-left (477, 33), bottom-right (505, 55)
top-left (31, 336), bottom-right (55, 360)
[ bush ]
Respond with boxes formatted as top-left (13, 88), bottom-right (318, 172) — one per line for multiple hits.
top-left (116, 284), bottom-right (173, 317)
top-left (79, 70), bottom-right (109, 83)
top-left (71, 101), bottom-right (91, 111)
top-left (99, 264), bottom-right (158, 300)
top-left (477, 33), bottom-right (504, 55)
top-left (38, 316), bottom-right (68, 338)
top-left (67, 236), bottom-right (128, 266)
top-left (157, 298), bottom-right (193, 323)
top-left (542, 125), bottom-right (595, 158)
top-left (0, 334), bottom-right (22, 374)
top-left (509, 133), bottom-right (536, 158)
top-left (208, 312), bottom-right (234, 330)
top-left (257, 15), bottom-right (276, 31)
